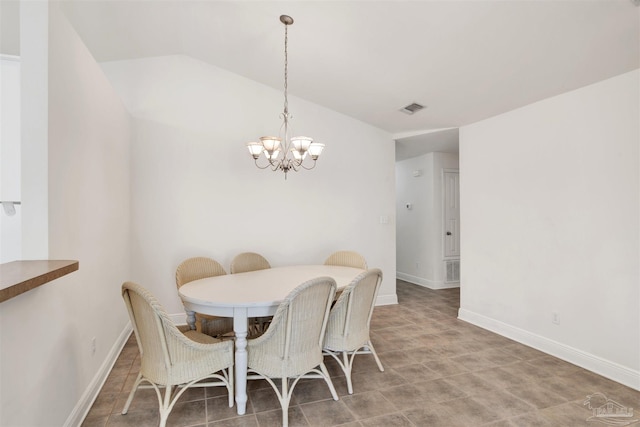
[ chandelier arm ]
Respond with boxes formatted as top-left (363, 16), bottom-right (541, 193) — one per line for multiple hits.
top-left (289, 160), bottom-right (300, 173)
top-left (299, 160), bottom-right (318, 170)
top-left (266, 157), bottom-right (282, 171)
top-left (253, 158), bottom-right (274, 170)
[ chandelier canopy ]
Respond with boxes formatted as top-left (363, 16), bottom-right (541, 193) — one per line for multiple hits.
top-left (246, 15), bottom-right (325, 179)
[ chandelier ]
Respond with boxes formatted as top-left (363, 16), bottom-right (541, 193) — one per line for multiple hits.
top-left (246, 15), bottom-right (325, 179)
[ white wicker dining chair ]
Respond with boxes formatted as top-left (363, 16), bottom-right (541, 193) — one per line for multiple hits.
top-left (324, 250), bottom-right (368, 269)
top-left (247, 277), bottom-right (338, 427)
top-left (121, 281), bottom-right (234, 427)
top-left (324, 251), bottom-right (368, 302)
top-left (323, 268), bottom-right (384, 394)
top-left (176, 257), bottom-right (234, 338)
top-left (230, 252), bottom-right (273, 336)
top-left (230, 252), bottom-right (271, 274)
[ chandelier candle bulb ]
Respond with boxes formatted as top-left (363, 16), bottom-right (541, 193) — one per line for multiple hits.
top-left (243, 15), bottom-right (325, 179)
top-left (247, 142), bottom-right (264, 159)
top-left (291, 136), bottom-right (313, 153)
top-left (291, 149), bottom-right (305, 161)
top-left (308, 143), bottom-right (325, 160)
top-left (260, 136), bottom-right (281, 152)
top-left (265, 149), bottom-right (281, 161)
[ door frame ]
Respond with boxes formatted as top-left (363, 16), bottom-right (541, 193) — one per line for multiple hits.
top-left (441, 168), bottom-right (460, 260)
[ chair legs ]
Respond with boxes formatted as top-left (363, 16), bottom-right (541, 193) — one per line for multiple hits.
top-left (319, 362), bottom-right (339, 401)
top-left (122, 372), bottom-right (143, 414)
top-left (121, 368), bottom-right (234, 425)
top-left (365, 340), bottom-right (385, 372)
top-left (248, 363), bottom-right (338, 427)
top-left (324, 340), bottom-right (384, 394)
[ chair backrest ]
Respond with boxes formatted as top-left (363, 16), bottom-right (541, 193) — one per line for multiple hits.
top-left (324, 269), bottom-right (383, 351)
top-left (176, 257), bottom-right (226, 289)
top-left (324, 251), bottom-right (368, 269)
top-left (122, 281), bottom-right (184, 385)
top-left (253, 277), bottom-right (336, 376)
top-left (230, 252), bottom-right (271, 274)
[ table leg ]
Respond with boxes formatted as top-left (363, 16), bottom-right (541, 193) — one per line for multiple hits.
top-left (233, 307), bottom-right (248, 415)
top-left (185, 310), bottom-right (196, 330)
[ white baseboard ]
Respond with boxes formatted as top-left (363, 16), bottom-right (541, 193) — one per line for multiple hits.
top-left (65, 323), bottom-right (133, 427)
top-left (376, 293), bottom-right (398, 306)
top-left (396, 272), bottom-right (460, 290)
top-left (458, 308), bottom-right (640, 391)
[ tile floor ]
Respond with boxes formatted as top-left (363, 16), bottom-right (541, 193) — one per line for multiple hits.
top-left (82, 280), bottom-right (640, 426)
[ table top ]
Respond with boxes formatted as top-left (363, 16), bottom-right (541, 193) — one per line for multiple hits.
top-left (179, 264), bottom-right (364, 308)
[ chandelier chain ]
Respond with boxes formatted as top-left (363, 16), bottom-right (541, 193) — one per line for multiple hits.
top-left (283, 23), bottom-right (289, 116)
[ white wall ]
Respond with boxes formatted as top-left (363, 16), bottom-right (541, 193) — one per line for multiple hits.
top-left (459, 70), bottom-right (639, 390)
top-left (0, 5), bottom-right (132, 426)
top-left (396, 151), bottom-right (458, 288)
top-left (20, 0), bottom-right (48, 259)
top-left (100, 55), bottom-right (397, 316)
top-left (0, 56), bottom-right (21, 262)
top-left (396, 154), bottom-right (433, 283)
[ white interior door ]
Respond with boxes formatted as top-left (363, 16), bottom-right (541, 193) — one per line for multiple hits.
top-left (443, 170), bottom-right (460, 258)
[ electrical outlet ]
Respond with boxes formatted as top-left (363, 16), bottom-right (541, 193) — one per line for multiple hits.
top-left (552, 312), bottom-right (560, 325)
top-left (91, 337), bottom-right (96, 355)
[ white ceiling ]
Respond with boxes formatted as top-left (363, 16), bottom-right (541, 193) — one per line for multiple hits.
top-left (4, 1), bottom-right (639, 157)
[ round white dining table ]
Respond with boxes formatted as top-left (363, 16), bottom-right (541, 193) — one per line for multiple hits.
top-left (178, 264), bottom-right (365, 415)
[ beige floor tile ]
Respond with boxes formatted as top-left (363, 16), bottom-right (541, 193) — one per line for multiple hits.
top-left (104, 408), bottom-right (160, 427)
top-left (207, 395), bottom-right (252, 423)
top-left (402, 401), bottom-right (468, 427)
top-left (394, 363), bottom-right (442, 383)
top-left (298, 400), bottom-right (357, 427)
top-left (377, 350), bottom-right (418, 369)
top-left (209, 415), bottom-right (259, 427)
top-left (442, 372), bottom-right (498, 397)
top-left (502, 411), bottom-right (554, 426)
top-left (423, 357), bottom-right (470, 377)
top-left (450, 353), bottom-right (499, 372)
top-left (254, 406), bottom-right (309, 427)
top-left (359, 412), bottom-right (412, 427)
top-left (165, 399), bottom-right (206, 426)
top-left (538, 401), bottom-right (596, 426)
top-left (474, 366), bottom-right (525, 389)
top-left (445, 396), bottom-right (503, 425)
top-left (340, 390), bottom-right (397, 420)
top-left (292, 377), bottom-right (347, 404)
top-left (505, 381), bottom-right (568, 409)
top-left (471, 389), bottom-right (536, 419)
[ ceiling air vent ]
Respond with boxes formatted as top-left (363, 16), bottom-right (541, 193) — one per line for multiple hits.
top-left (400, 102), bottom-right (425, 115)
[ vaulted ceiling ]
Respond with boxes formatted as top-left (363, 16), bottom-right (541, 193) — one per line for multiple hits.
top-left (3, 1), bottom-right (639, 155)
